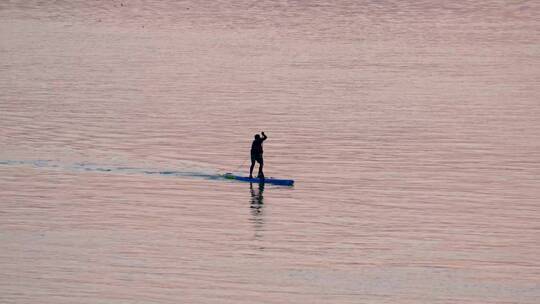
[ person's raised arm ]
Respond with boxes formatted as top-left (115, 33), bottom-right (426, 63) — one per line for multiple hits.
top-left (261, 132), bottom-right (267, 141)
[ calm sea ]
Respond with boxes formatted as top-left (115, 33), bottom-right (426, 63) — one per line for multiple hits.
top-left (1, 1), bottom-right (539, 303)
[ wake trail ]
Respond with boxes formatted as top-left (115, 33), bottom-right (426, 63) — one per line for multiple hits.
top-left (0, 159), bottom-right (231, 181)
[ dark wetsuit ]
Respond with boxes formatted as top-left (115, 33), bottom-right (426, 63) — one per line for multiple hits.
top-left (250, 133), bottom-right (267, 178)
top-left (251, 137), bottom-right (265, 163)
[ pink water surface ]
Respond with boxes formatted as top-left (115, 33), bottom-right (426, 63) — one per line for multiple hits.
top-left (1, 1), bottom-right (539, 303)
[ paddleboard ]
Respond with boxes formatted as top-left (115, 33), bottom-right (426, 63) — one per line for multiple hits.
top-left (223, 173), bottom-right (294, 186)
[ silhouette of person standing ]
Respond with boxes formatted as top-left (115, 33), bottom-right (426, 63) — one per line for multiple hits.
top-left (250, 132), bottom-right (267, 179)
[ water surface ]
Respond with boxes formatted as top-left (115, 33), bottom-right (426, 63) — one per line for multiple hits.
top-left (1, 1), bottom-right (539, 303)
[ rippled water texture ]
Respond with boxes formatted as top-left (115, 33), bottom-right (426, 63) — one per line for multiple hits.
top-left (1, 1), bottom-right (539, 303)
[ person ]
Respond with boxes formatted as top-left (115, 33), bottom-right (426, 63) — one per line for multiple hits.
top-left (250, 132), bottom-right (267, 179)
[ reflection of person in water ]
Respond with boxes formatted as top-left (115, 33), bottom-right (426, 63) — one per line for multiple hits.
top-left (250, 183), bottom-right (265, 239)
top-left (250, 182), bottom-right (264, 213)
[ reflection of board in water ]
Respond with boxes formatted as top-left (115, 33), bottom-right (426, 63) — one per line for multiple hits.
top-left (223, 173), bottom-right (294, 186)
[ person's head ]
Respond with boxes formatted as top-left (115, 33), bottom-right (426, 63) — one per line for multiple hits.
top-left (254, 134), bottom-right (261, 140)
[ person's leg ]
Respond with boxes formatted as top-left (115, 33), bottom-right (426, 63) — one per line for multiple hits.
top-left (249, 155), bottom-right (255, 178)
top-left (257, 157), bottom-right (264, 179)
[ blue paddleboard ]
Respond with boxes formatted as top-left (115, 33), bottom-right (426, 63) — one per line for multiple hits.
top-left (223, 173), bottom-right (294, 186)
